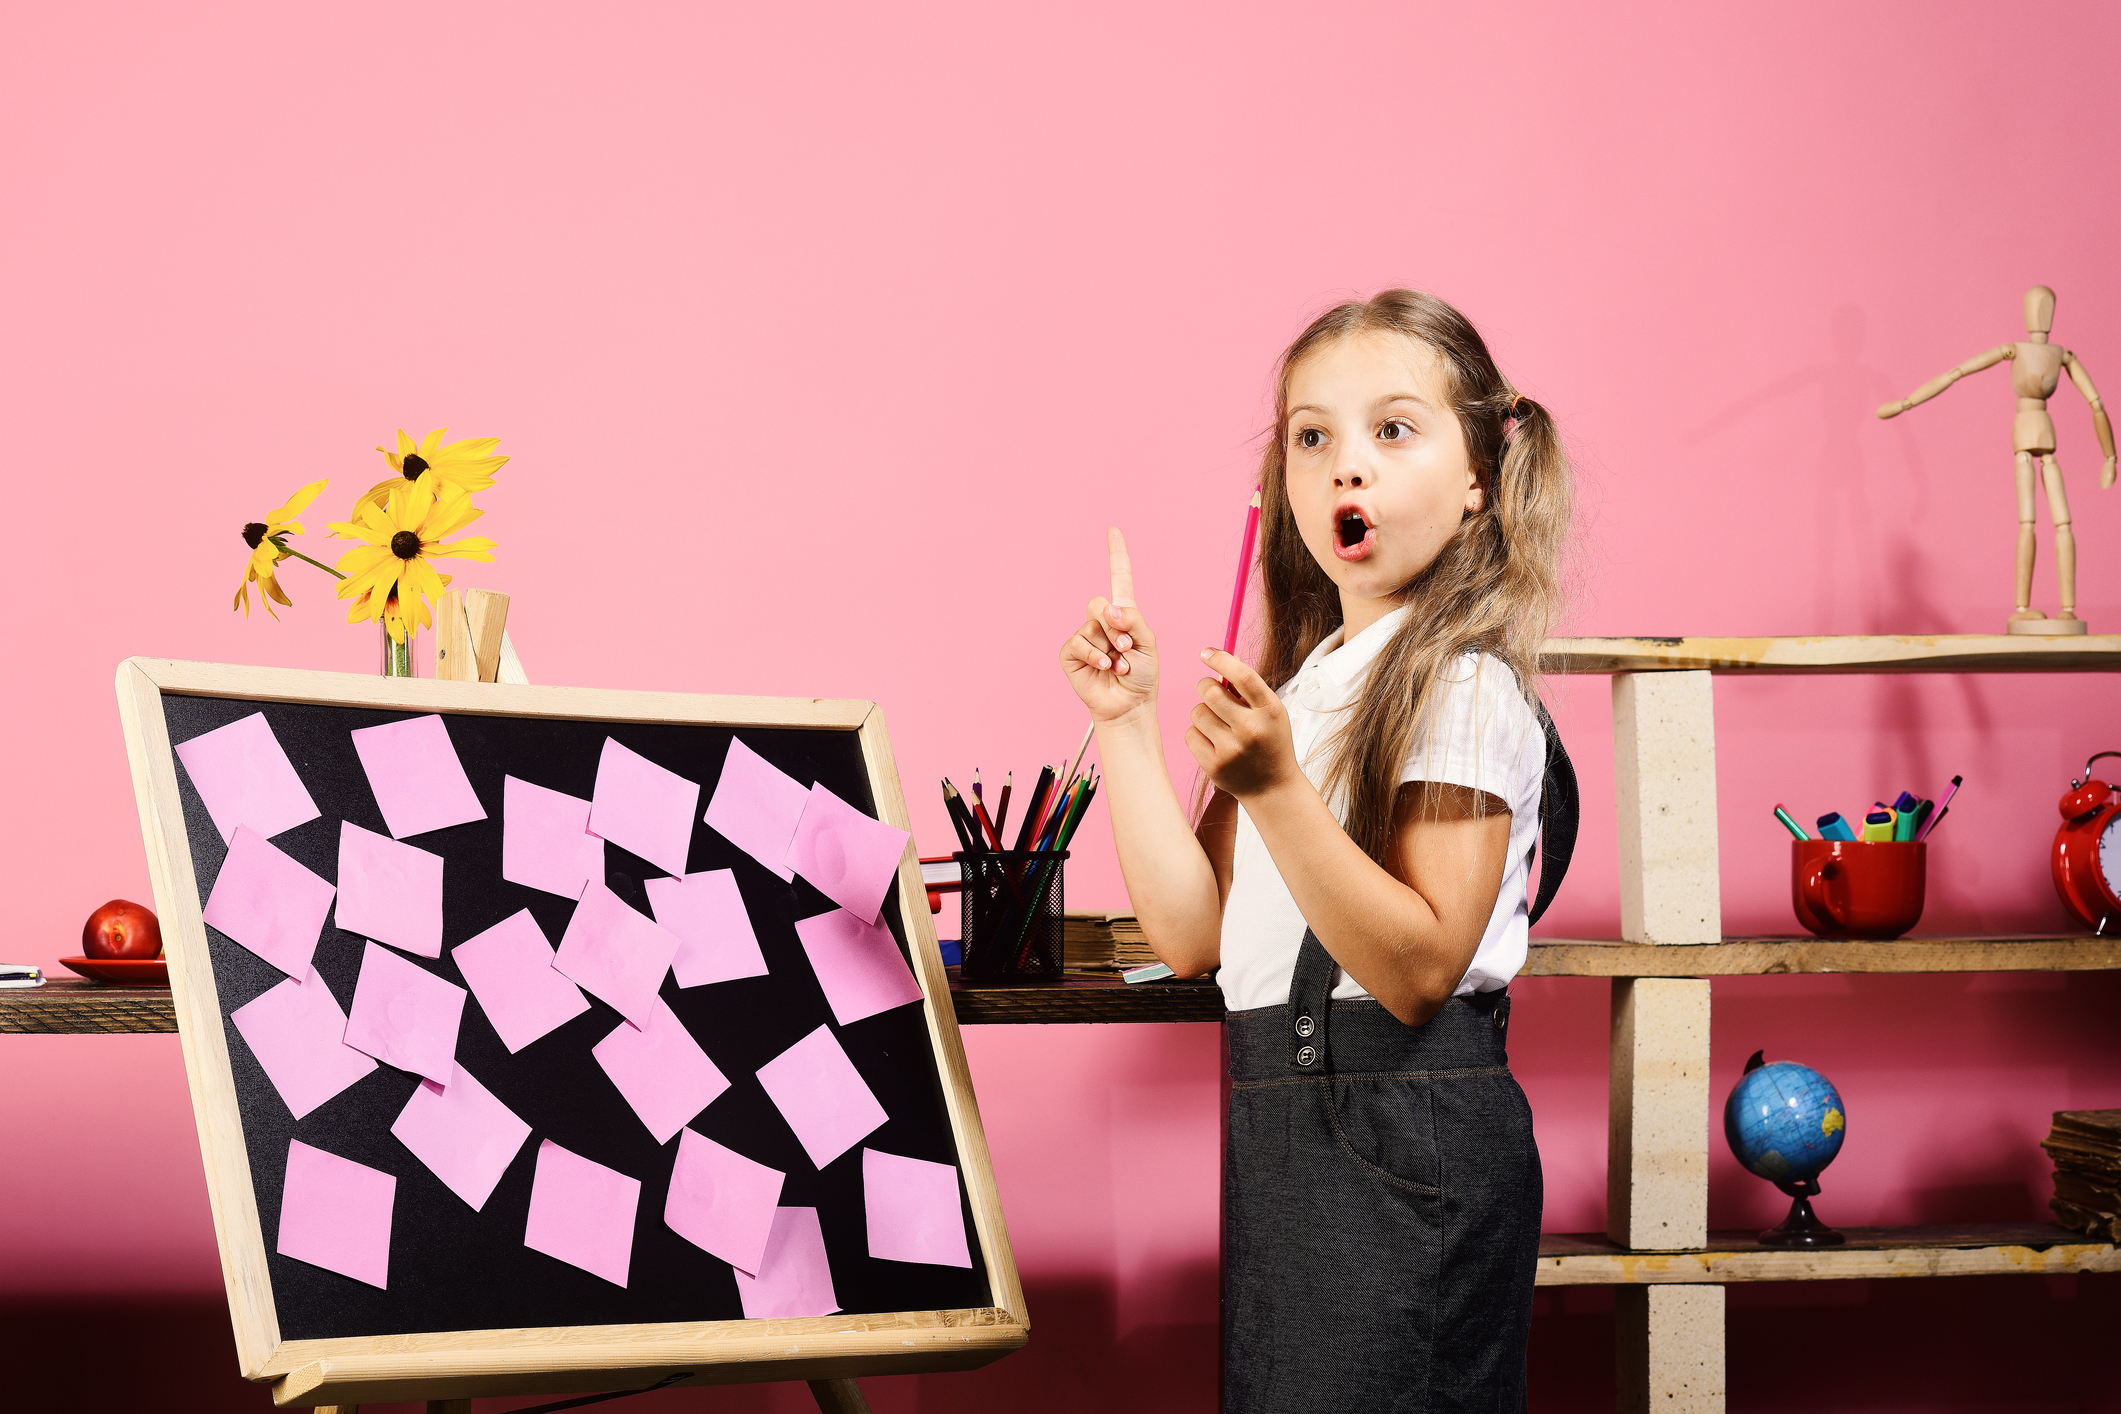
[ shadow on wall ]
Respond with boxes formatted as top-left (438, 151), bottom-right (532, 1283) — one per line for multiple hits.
top-left (1682, 303), bottom-right (1924, 636)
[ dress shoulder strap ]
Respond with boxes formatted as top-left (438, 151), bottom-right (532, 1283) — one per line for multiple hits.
top-left (1528, 700), bottom-right (1578, 927)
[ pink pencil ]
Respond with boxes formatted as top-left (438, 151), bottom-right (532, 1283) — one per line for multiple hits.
top-left (1221, 489), bottom-right (1262, 656)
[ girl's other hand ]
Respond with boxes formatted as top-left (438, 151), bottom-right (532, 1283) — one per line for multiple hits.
top-left (1187, 649), bottom-right (1298, 799)
top-left (1061, 527), bottom-right (1160, 723)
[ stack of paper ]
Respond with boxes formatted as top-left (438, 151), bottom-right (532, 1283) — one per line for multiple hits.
top-left (2042, 1109), bottom-right (2121, 1240)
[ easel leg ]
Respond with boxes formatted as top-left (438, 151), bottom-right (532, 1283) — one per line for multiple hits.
top-left (808, 1377), bottom-right (873, 1413)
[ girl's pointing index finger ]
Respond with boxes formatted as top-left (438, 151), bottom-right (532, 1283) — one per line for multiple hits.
top-left (1108, 527), bottom-right (1136, 608)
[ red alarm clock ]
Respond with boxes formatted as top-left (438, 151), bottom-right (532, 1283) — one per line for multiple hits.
top-left (2054, 751), bottom-right (2121, 933)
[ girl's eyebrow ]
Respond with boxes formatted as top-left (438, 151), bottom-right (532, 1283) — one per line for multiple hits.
top-left (1377, 392), bottom-right (1433, 410)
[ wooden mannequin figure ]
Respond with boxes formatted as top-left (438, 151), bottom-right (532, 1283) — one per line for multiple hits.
top-left (1878, 286), bottom-right (2116, 634)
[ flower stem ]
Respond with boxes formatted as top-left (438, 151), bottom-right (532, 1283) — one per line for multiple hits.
top-left (272, 538), bottom-right (347, 580)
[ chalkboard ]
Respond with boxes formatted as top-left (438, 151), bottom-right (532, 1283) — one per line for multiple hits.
top-left (117, 659), bottom-right (1025, 1408)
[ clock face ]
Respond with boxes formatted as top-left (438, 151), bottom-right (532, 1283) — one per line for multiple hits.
top-left (2104, 813), bottom-right (2120, 896)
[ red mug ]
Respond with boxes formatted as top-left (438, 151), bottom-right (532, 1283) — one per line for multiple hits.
top-left (1792, 840), bottom-right (1925, 939)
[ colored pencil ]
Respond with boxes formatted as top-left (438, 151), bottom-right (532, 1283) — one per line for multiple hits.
top-left (939, 780), bottom-right (977, 855)
top-left (942, 780), bottom-right (986, 853)
top-left (1222, 488), bottom-right (1262, 656)
top-left (1013, 767), bottom-right (1055, 851)
top-left (993, 772), bottom-right (1013, 842)
top-left (1064, 721), bottom-right (1094, 789)
top-left (972, 793), bottom-right (1003, 851)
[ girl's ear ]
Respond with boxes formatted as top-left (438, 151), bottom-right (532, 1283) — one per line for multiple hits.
top-left (1463, 462), bottom-right (1485, 514)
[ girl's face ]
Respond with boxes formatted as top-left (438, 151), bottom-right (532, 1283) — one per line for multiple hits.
top-left (1282, 331), bottom-right (1482, 618)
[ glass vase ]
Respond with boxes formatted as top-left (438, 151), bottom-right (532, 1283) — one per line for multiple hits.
top-left (380, 618), bottom-right (420, 678)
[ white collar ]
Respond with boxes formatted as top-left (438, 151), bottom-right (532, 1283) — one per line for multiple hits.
top-left (1296, 605), bottom-right (1413, 689)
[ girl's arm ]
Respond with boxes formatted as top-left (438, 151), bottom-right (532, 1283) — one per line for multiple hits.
top-left (1190, 649), bottom-right (1511, 1025)
top-left (1059, 531), bottom-right (1228, 976)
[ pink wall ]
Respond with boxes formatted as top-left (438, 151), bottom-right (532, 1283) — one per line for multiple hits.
top-left (4, 3), bottom-right (2120, 1409)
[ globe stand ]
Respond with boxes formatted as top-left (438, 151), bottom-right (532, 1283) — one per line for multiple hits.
top-left (1759, 1176), bottom-right (1844, 1247)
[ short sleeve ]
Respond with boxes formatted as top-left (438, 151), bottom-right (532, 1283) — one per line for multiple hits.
top-left (1399, 654), bottom-right (1545, 818)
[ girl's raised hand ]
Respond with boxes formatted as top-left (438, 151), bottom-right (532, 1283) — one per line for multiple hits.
top-left (1060, 527), bottom-right (1160, 723)
top-left (1187, 649), bottom-right (1298, 799)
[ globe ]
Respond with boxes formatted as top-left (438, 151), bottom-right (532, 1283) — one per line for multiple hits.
top-left (1724, 1054), bottom-right (1846, 1185)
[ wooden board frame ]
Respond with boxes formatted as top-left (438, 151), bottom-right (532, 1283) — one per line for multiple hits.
top-left (114, 658), bottom-right (1027, 1407)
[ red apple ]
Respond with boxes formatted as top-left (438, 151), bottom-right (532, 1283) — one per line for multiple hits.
top-left (83, 899), bottom-right (162, 960)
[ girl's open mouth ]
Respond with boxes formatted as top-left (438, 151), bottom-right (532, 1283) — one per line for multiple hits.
top-left (1333, 508), bottom-right (1375, 562)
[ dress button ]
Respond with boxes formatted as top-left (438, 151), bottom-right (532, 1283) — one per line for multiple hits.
top-left (1296, 1045), bottom-right (1317, 1067)
top-left (1295, 1015), bottom-right (1315, 1037)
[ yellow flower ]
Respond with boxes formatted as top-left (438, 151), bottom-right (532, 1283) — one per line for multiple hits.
top-left (233, 479), bottom-right (329, 620)
top-left (354, 428), bottom-right (507, 514)
top-left (331, 474), bottom-right (497, 642)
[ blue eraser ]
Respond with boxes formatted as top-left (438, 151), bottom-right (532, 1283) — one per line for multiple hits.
top-left (939, 939), bottom-right (962, 966)
top-left (1122, 962), bottom-right (1175, 984)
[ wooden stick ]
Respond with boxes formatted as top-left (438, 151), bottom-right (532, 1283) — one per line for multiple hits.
top-left (462, 590), bottom-right (511, 683)
top-left (496, 630), bottom-right (530, 685)
top-left (808, 1378), bottom-right (873, 1413)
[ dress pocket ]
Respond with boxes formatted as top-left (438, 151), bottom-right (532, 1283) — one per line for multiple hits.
top-left (1323, 1076), bottom-right (1442, 1194)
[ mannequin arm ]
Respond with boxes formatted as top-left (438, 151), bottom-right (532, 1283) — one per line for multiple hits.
top-left (2063, 350), bottom-right (2117, 487)
top-left (1877, 344), bottom-right (2014, 418)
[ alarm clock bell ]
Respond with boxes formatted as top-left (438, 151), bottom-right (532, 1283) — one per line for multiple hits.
top-left (2053, 751), bottom-right (2121, 934)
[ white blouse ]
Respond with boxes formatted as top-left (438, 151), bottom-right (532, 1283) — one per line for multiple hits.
top-left (1214, 607), bottom-right (1546, 1013)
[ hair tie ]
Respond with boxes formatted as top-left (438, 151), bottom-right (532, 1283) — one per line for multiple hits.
top-left (1508, 395), bottom-right (1530, 421)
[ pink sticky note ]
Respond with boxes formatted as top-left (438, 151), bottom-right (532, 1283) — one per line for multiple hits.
top-left (664, 1130), bottom-right (785, 1276)
top-left (703, 739), bottom-right (809, 882)
top-left (732, 1206), bottom-right (839, 1318)
top-left (554, 882), bottom-right (679, 1027)
top-left (390, 1062), bottom-right (534, 1211)
top-left (756, 1025), bottom-right (888, 1169)
top-left (524, 1140), bottom-right (639, 1287)
top-left (349, 714), bottom-right (487, 839)
top-left (588, 739), bottom-right (700, 877)
top-left (502, 776), bottom-right (603, 899)
top-left (335, 821), bottom-right (445, 958)
top-left (452, 910), bottom-right (591, 1052)
top-left (201, 824), bottom-right (336, 976)
top-left (173, 712), bottom-right (320, 843)
top-left (278, 1139), bottom-right (394, 1289)
top-left (794, 909), bottom-right (921, 1026)
top-left (591, 999), bottom-right (731, 1143)
top-left (863, 1148), bottom-right (972, 1267)
top-left (229, 967), bottom-right (378, 1119)
top-left (645, 870), bottom-right (769, 989)
top-left (787, 784), bottom-right (910, 924)
top-left (342, 941), bottom-right (468, 1084)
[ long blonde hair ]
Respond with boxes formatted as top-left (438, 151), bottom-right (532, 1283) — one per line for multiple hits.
top-left (1254, 289), bottom-right (1571, 864)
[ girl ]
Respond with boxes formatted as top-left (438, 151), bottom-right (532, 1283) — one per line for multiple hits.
top-left (1059, 289), bottom-right (1569, 1412)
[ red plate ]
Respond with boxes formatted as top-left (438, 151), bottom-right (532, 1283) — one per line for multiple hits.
top-left (59, 956), bottom-right (169, 986)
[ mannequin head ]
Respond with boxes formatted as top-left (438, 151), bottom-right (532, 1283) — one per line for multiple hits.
top-left (2025, 285), bottom-right (2056, 343)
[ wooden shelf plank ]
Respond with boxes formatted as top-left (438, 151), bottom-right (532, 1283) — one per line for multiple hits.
top-left (1525, 935), bottom-right (2121, 977)
top-left (947, 972), bottom-right (1223, 1025)
top-left (1535, 1224), bottom-right (2120, 1285)
top-left (1, 979), bottom-right (175, 1034)
top-left (3, 974), bottom-right (1228, 1034)
top-left (1540, 634), bottom-right (2121, 676)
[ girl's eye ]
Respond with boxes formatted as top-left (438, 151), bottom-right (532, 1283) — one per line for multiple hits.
top-left (1296, 428), bottom-right (1325, 449)
top-left (1379, 419), bottom-right (1415, 442)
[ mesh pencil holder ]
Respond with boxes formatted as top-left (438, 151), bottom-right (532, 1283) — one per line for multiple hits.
top-left (957, 850), bottom-right (1068, 981)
